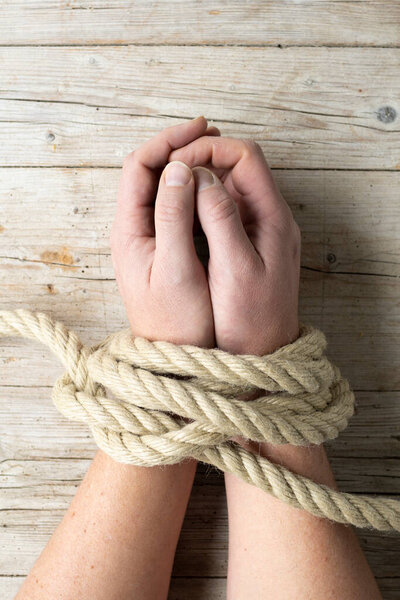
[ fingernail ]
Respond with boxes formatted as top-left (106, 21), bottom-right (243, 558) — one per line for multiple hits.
top-left (193, 167), bottom-right (215, 191)
top-left (165, 161), bottom-right (192, 187)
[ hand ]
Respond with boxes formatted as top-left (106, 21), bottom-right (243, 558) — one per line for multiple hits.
top-left (110, 117), bottom-right (220, 348)
top-left (169, 136), bottom-right (301, 355)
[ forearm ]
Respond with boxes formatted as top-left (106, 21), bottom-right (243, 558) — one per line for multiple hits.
top-left (16, 450), bottom-right (196, 600)
top-left (225, 442), bottom-right (382, 600)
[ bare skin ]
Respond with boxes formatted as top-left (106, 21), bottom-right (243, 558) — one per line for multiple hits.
top-left (16, 117), bottom-right (382, 599)
top-left (16, 117), bottom-right (216, 600)
top-left (171, 135), bottom-right (383, 600)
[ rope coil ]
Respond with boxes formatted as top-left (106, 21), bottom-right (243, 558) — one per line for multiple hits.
top-left (1, 309), bottom-right (399, 532)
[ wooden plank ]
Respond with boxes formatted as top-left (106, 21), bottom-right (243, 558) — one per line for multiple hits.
top-left (0, 47), bottom-right (399, 168)
top-left (1, 168), bottom-right (399, 277)
top-left (0, 1), bottom-right (399, 47)
top-left (170, 578), bottom-right (225, 600)
top-left (0, 578), bottom-right (27, 598)
top-left (1, 8), bottom-right (399, 598)
top-left (374, 580), bottom-right (400, 600)
top-left (1, 168), bottom-right (399, 390)
top-left (0, 459), bottom-right (399, 582)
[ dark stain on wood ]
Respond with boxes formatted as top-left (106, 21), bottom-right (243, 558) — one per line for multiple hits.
top-left (46, 283), bottom-right (57, 294)
top-left (40, 247), bottom-right (75, 270)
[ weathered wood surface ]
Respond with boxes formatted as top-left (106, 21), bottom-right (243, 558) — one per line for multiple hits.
top-left (0, 47), bottom-right (399, 169)
top-left (1, 0), bottom-right (399, 47)
top-left (1, 455), bottom-right (399, 595)
top-left (1, 1), bottom-right (400, 597)
top-left (1, 167), bottom-right (399, 598)
top-left (1, 168), bottom-right (399, 391)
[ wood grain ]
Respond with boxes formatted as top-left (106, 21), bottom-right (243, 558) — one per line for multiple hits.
top-left (0, 46), bottom-right (399, 168)
top-left (1, 455), bottom-right (399, 585)
top-left (1, 168), bottom-right (399, 391)
top-left (1, 0), bottom-right (399, 47)
top-left (1, 4), bottom-right (400, 594)
top-left (1, 166), bottom-right (399, 597)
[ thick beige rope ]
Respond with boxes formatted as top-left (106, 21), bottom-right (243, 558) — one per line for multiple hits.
top-left (1, 309), bottom-right (399, 532)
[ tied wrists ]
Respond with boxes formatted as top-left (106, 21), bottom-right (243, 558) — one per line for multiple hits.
top-left (1, 309), bottom-right (400, 532)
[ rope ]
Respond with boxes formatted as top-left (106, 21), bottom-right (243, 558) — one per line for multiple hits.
top-left (1, 308), bottom-right (399, 532)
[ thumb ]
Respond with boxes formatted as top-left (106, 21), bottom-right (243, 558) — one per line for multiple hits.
top-left (154, 161), bottom-right (197, 266)
top-left (193, 167), bottom-right (254, 265)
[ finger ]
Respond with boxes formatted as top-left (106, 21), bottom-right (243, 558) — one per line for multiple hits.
top-left (205, 126), bottom-right (221, 136)
top-left (115, 116), bottom-right (208, 239)
top-left (169, 136), bottom-right (285, 222)
top-left (193, 167), bottom-right (256, 267)
top-left (167, 126), bottom-right (220, 238)
top-left (154, 161), bottom-right (198, 266)
top-left (135, 116), bottom-right (208, 170)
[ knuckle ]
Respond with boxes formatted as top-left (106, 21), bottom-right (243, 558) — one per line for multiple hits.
top-left (278, 216), bottom-right (301, 258)
top-left (156, 197), bottom-right (186, 223)
top-left (293, 219), bottom-right (301, 240)
top-left (242, 138), bottom-right (263, 156)
top-left (292, 220), bottom-right (302, 254)
top-left (122, 150), bottom-right (136, 170)
top-left (209, 192), bottom-right (237, 223)
top-left (163, 122), bottom-right (176, 135)
top-left (285, 214), bottom-right (301, 238)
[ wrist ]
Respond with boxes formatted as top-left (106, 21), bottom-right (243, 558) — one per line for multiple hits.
top-left (127, 316), bottom-right (215, 349)
top-left (220, 317), bottom-right (299, 356)
top-left (254, 319), bottom-right (300, 356)
top-left (95, 450), bottom-right (198, 487)
top-left (235, 438), bottom-right (337, 488)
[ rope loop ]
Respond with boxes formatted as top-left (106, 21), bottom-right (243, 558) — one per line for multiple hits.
top-left (1, 309), bottom-right (399, 532)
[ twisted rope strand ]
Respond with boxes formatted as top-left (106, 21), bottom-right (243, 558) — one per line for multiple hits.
top-left (1, 309), bottom-right (399, 532)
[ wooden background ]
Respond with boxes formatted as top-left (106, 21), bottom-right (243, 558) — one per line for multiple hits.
top-left (0, 1), bottom-right (399, 598)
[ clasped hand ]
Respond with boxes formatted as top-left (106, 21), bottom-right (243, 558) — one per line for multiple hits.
top-left (110, 116), bottom-right (300, 358)
top-left (15, 117), bottom-right (383, 600)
